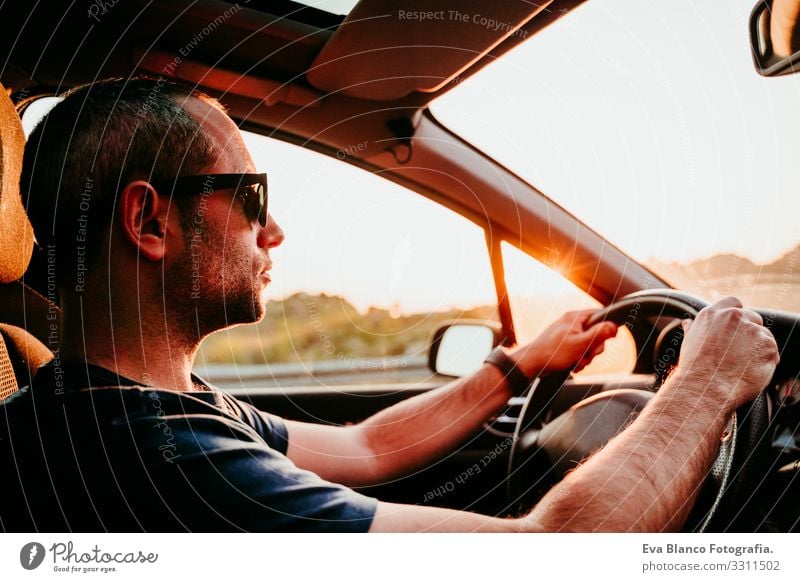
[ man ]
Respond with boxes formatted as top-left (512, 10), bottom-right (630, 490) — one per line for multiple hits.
top-left (1, 78), bottom-right (778, 532)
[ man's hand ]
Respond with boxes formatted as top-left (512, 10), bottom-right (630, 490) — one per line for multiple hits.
top-left (676, 296), bottom-right (779, 411)
top-left (510, 309), bottom-right (618, 376)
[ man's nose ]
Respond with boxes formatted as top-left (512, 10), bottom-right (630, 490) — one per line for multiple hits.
top-left (258, 213), bottom-right (285, 249)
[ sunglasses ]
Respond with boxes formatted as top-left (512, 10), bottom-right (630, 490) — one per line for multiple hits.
top-left (152, 173), bottom-right (268, 227)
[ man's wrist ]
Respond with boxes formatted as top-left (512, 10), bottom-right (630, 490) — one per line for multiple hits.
top-left (664, 367), bottom-right (739, 416)
top-left (507, 343), bottom-right (545, 378)
top-left (484, 347), bottom-right (537, 397)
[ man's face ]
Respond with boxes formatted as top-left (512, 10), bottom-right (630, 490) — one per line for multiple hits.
top-left (167, 98), bottom-right (284, 336)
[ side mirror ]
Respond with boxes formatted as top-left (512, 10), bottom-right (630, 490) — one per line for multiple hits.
top-left (428, 321), bottom-right (502, 378)
top-left (750, 0), bottom-right (800, 76)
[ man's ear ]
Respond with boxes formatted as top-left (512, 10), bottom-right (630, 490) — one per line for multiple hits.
top-left (119, 180), bottom-right (170, 261)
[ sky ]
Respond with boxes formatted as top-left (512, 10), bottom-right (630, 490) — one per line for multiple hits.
top-left (259, 0), bottom-right (800, 311)
top-left (432, 0), bottom-right (800, 267)
top-left (241, 132), bottom-right (498, 314)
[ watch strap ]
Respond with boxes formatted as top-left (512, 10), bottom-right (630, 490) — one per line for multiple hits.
top-left (484, 347), bottom-right (535, 396)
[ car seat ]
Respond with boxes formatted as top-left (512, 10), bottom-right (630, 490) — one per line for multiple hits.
top-left (0, 83), bottom-right (52, 399)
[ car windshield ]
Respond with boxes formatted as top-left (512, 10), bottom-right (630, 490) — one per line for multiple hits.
top-left (432, 0), bottom-right (800, 312)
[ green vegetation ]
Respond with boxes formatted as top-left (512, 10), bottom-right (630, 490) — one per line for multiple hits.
top-left (197, 292), bottom-right (497, 365)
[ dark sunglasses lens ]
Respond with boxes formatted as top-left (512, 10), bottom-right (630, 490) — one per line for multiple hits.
top-left (258, 182), bottom-right (267, 227)
top-left (239, 183), bottom-right (266, 227)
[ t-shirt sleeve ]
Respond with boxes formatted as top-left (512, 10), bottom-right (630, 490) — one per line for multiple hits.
top-left (125, 412), bottom-right (377, 532)
top-left (220, 394), bottom-right (289, 455)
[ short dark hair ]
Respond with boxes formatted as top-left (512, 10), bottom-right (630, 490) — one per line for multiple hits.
top-left (21, 77), bottom-right (221, 290)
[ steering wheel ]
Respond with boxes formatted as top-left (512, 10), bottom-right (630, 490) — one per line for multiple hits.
top-left (506, 290), bottom-right (773, 532)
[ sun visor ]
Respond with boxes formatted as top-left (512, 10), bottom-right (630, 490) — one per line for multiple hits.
top-left (307, 0), bottom-right (552, 101)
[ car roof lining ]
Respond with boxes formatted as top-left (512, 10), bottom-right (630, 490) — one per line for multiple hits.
top-left (306, 0), bottom-right (555, 101)
top-left (0, 0), bottom-right (587, 124)
top-left (0, 0), bottom-right (588, 172)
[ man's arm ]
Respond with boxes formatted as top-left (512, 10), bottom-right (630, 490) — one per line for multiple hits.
top-left (366, 370), bottom-right (728, 532)
top-left (367, 297), bottom-right (779, 532)
top-left (284, 311), bottom-right (616, 487)
top-left (366, 370), bottom-right (724, 532)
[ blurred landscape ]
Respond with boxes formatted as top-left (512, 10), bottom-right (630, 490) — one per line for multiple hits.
top-left (195, 244), bottom-right (800, 388)
top-left (197, 292), bottom-right (497, 366)
top-left (651, 243), bottom-right (800, 312)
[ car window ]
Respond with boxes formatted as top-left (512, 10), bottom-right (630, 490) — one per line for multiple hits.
top-left (195, 131), bottom-right (499, 388)
top-left (501, 242), bottom-right (636, 376)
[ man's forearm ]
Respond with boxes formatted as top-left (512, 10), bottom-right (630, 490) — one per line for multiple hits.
top-left (358, 362), bottom-right (529, 483)
top-left (524, 369), bottom-right (730, 532)
top-left (369, 371), bottom-right (731, 533)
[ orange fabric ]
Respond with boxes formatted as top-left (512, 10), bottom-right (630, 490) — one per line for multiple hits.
top-left (0, 332), bottom-right (17, 401)
top-left (0, 84), bottom-right (34, 283)
top-left (0, 323), bottom-right (53, 392)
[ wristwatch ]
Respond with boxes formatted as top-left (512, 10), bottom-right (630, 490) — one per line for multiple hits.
top-left (483, 347), bottom-right (536, 397)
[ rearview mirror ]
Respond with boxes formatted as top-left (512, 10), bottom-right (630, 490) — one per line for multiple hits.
top-left (750, 0), bottom-right (800, 76)
top-left (428, 321), bottom-right (502, 378)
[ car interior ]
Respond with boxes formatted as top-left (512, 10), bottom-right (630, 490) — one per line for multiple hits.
top-left (1, 0), bottom-right (799, 532)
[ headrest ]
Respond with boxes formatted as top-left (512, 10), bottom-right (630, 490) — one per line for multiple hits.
top-left (0, 83), bottom-right (34, 283)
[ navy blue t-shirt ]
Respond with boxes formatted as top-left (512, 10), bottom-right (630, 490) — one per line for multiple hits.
top-left (0, 362), bottom-right (376, 532)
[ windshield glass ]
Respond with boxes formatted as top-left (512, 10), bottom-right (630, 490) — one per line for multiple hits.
top-left (432, 0), bottom-right (800, 311)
